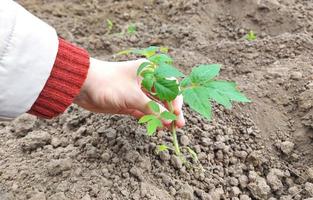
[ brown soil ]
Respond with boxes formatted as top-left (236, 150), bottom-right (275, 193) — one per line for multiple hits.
top-left (1, 0), bottom-right (313, 199)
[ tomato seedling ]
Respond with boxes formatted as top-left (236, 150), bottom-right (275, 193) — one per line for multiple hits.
top-left (119, 46), bottom-right (250, 163)
top-left (245, 30), bottom-right (257, 41)
top-left (127, 23), bottom-right (137, 35)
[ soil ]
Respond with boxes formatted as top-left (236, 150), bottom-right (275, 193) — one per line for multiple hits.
top-left (1, 0), bottom-right (313, 199)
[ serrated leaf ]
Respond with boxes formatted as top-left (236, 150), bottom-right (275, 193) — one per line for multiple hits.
top-left (206, 81), bottom-right (251, 103)
top-left (154, 78), bottom-right (179, 101)
top-left (190, 64), bottom-right (221, 84)
top-left (117, 49), bottom-right (133, 55)
top-left (139, 115), bottom-right (156, 123)
top-left (155, 144), bottom-right (169, 154)
top-left (180, 77), bottom-right (192, 88)
top-left (206, 87), bottom-right (232, 109)
top-left (134, 46), bottom-right (158, 58)
top-left (144, 46), bottom-right (159, 57)
top-left (223, 90), bottom-right (250, 102)
top-left (205, 80), bottom-right (237, 90)
top-left (160, 47), bottom-right (169, 53)
top-left (142, 74), bottom-right (154, 91)
top-left (160, 111), bottom-right (177, 121)
top-left (155, 63), bottom-right (184, 78)
top-left (137, 62), bottom-right (152, 75)
top-left (182, 87), bottom-right (212, 120)
top-left (148, 101), bottom-right (160, 113)
top-left (147, 118), bottom-right (163, 136)
top-left (149, 54), bottom-right (173, 64)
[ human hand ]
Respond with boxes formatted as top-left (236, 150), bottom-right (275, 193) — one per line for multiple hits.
top-left (74, 58), bottom-right (185, 128)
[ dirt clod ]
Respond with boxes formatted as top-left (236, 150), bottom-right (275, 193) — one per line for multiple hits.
top-left (247, 176), bottom-right (271, 199)
top-left (180, 135), bottom-right (190, 146)
top-left (21, 131), bottom-right (51, 152)
top-left (280, 141), bottom-right (295, 155)
top-left (49, 192), bottom-right (69, 200)
top-left (29, 192), bottom-right (46, 200)
top-left (177, 184), bottom-right (194, 200)
top-left (47, 159), bottom-right (72, 176)
top-left (171, 156), bottom-right (183, 169)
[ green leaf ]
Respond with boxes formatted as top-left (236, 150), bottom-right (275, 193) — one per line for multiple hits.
top-left (154, 78), bottom-right (179, 101)
top-left (106, 19), bottom-right (113, 31)
top-left (133, 46), bottom-right (158, 58)
top-left (127, 23), bottom-right (137, 35)
top-left (187, 147), bottom-right (198, 162)
top-left (160, 111), bottom-right (177, 121)
top-left (144, 46), bottom-right (159, 57)
top-left (139, 115), bottom-right (156, 123)
top-left (160, 47), bottom-right (169, 53)
top-left (117, 49), bottom-right (133, 55)
top-left (180, 77), bottom-right (192, 88)
top-left (148, 101), bottom-right (160, 113)
top-left (206, 81), bottom-right (251, 103)
top-left (205, 80), bottom-right (237, 89)
top-left (155, 63), bottom-right (184, 78)
top-left (155, 144), bottom-right (169, 154)
top-left (190, 64), bottom-right (221, 84)
top-left (147, 118), bottom-right (163, 136)
top-left (246, 30), bottom-right (256, 41)
top-left (206, 87), bottom-right (232, 109)
top-left (182, 87), bottom-right (212, 120)
top-left (149, 54), bottom-right (173, 64)
top-left (142, 73), bottom-right (154, 91)
top-left (137, 62), bottom-right (152, 75)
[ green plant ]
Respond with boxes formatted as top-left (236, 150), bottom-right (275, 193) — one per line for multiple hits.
top-left (127, 23), bottom-right (137, 35)
top-left (119, 46), bottom-right (250, 163)
top-left (106, 19), bottom-right (113, 33)
top-left (245, 30), bottom-right (257, 41)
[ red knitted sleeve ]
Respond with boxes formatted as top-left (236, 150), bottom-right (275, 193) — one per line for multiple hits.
top-left (28, 38), bottom-right (90, 118)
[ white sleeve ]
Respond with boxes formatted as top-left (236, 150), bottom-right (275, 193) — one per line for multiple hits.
top-left (0, 0), bottom-right (58, 120)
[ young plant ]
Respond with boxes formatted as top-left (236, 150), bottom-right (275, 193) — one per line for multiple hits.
top-left (119, 46), bottom-right (250, 162)
top-left (106, 19), bottom-right (113, 33)
top-left (245, 30), bottom-right (257, 41)
top-left (127, 23), bottom-right (137, 35)
top-left (113, 23), bottom-right (137, 37)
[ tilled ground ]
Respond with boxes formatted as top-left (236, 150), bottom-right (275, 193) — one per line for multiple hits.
top-left (1, 0), bottom-right (313, 199)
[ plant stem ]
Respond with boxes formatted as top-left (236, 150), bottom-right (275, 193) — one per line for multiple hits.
top-left (171, 122), bottom-right (180, 156)
top-left (168, 101), bottom-right (181, 156)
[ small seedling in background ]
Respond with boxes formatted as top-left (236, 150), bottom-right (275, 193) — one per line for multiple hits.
top-left (106, 19), bottom-right (113, 33)
top-left (118, 46), bottom-right (250, 165)
top-left (127, 23), bottom-right (137, 35)
top-left (112, 23), bottom-right (137, 37)
top-left (245, 30), bottom-right (257, 41)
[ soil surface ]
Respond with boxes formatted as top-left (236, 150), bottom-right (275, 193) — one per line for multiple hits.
top-left (1, 0), bottom-right (313, 199)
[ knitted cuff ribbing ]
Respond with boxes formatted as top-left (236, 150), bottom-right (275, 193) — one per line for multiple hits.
top-left (28, 38), bottom-right (90, 118)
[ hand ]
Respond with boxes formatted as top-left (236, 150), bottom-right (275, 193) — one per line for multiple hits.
top-left (74, 58), bottom-right (185, 128)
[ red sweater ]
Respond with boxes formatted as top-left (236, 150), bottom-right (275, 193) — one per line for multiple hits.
top-left (28, 38), bottom-right (90, 118)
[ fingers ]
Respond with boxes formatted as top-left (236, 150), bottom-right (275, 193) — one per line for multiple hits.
top-left (172, 95), bottom-right (183, 115)
top-left (163, 95), bottom-right (185, 128)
